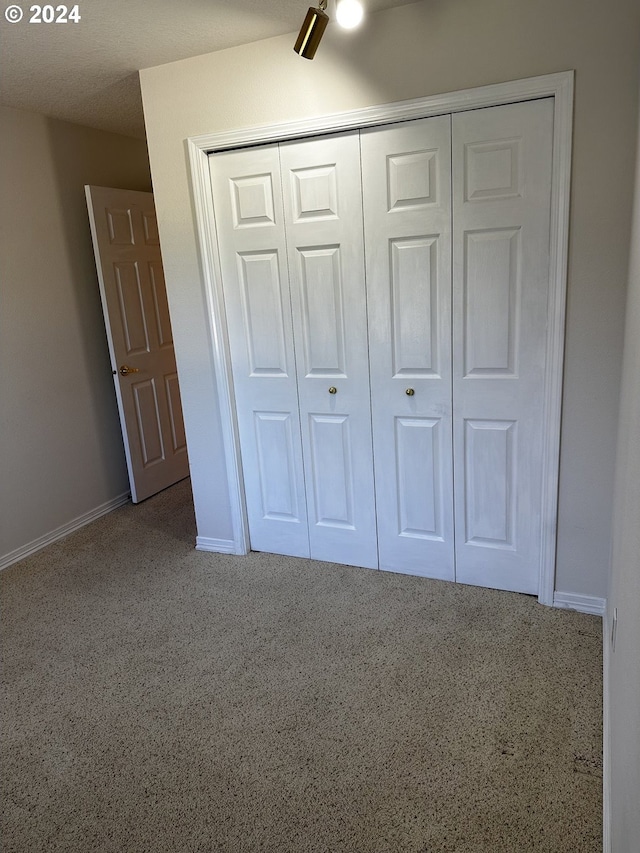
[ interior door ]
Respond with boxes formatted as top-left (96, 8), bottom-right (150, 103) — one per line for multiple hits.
top-left (85, 185), bottom-right (189, 503)
top-left (280, 132), bottom-right (378, 569)
top-left (451, 99), bottom-right (554, 593)
top-left (209, 145), bottom-right (310, 559)
top-left (361, 116), bottom-right (455, 579)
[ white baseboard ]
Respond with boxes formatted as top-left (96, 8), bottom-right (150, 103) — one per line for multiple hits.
top-left (195, 536), bottom-right (237, 555)
top-left (553, 591), bottom-right (606, 616)
top-left (0, 492), bottom-right (131, 571)
top-left (602, 610), bottom-right (611, 853)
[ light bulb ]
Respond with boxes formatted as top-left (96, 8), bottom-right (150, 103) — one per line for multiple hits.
top-left (336, 0), bottom-right (364, 29)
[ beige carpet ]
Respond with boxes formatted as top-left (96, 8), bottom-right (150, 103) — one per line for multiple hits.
top-left (1, 480), bottom-right (602, 852)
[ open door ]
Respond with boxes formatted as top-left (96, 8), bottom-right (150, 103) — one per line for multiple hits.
top-left (85, 185), bottom-right (189, 502)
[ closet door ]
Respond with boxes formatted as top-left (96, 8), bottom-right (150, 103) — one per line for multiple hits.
top-left (452, 99), bottom-right (554, 594)
top-left (361, 116), bottom-right (455, 579)
top-left (280, 132), bottom-right (378, 569)
top-left (210, 145), bottom-right (310, 558)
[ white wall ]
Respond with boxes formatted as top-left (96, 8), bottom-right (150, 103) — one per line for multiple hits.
top-left (140, 0), bottom-right (640, 598)
top-left (605, 98), bottom-right (640, 852)
top-left (0, 106), bottom-right (152, 565)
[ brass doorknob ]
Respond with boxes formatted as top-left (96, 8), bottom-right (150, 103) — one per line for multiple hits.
top-left (406, 388), bottom-right (415, 396)
top-left (119, 365), bottom-right (140, 376)
top-left (328, 386), bottom-right (337, 394)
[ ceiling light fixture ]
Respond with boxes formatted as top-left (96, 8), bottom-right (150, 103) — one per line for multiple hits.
top-left (293, 0), bottom-right (330, 60)
top-left (336, 0), bottom-right (364, 29)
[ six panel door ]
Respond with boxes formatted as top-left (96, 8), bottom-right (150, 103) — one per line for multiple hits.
top-left (361, 116), bottom-right (455, 579)
top-left (280, 133), bottom-right (378, 569)
top-left (209, 145), bottom-right (311, 558)
top-left (452, 99), bottom-right (554, 593)
top-left (86, 186), bottom-right (189, 503)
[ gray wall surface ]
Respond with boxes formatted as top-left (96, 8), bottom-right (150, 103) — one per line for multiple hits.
top-left (606, 99), bottom-right (640, 852)
top-left (0, 106), bottom-right (152, 563)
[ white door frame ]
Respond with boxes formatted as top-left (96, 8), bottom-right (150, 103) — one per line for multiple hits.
top-left (186, 71), bottom-right (574, 606)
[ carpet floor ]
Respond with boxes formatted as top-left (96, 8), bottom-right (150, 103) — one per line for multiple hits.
top-left (1, 479), bottom-right (603, 852)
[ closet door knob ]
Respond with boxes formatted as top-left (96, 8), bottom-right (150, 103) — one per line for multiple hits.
top-left (328, 386), bottom-right (337, 394)
top-left (405, 388), bottom-right (415, 396)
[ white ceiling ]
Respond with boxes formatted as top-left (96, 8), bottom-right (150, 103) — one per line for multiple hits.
top-left (1, 0), bottom-right (415, 139)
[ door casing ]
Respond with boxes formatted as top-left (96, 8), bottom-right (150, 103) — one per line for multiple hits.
top-left (186, 71), bottom-right (574, 606)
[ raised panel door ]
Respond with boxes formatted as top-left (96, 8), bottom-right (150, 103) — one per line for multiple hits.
top-left (280, 132), bottom-right (378, 569)
top-left (452, 99), bottom-right (554, 593)
top-left (361, 116), bottom-right (455, 578)
top-left (85, 186), bottom-right (189, 503)
top-left (209, 146), bottom-right (310, 559)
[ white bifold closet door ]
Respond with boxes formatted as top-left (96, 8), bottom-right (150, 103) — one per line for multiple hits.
top-left (210, 132), bottom-right (378, 568)
top-left (209, 98), bottom-right (554, 596)
top-left (210, 145), bottom-right (309, 559)
top-left (360, 115), bottom-right (455, 580)
top-left (279, 134), bottom-right (378, 568)
top-left (451, 99), bottom-right (554, 594)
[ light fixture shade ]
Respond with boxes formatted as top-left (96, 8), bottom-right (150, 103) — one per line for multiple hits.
top-left (293, 6), bottom-right (330, 59)
top-left (336, 0), bottom-right (364, 29)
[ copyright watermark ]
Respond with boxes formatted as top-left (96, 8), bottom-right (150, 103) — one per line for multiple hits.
top-left (4, 4), bottom-right (82, 23)
top-left (5, 5), bottom-right (23, 21)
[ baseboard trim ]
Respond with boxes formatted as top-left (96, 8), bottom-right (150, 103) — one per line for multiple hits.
top-left (195, 536), bottom-right (237, 555)
top-left (553, 591), bottom-right (606, 616)
top-left (602, 609), bottom-right (612, 853)
top-left (0, 492), bottom-right (131, 571)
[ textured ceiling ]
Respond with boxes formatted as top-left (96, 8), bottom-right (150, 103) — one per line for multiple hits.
top-left (0, 0), bottom-right (415, 138)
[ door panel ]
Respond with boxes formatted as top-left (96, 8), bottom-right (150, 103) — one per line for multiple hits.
top-left (114, 261), bottom-right (150, 355)
top-left (463, 228), bottom-right (520, 375)
top-left (395, 416), bottom-right (443, 539)
top-left (389, 236), bottom-right (440, 376)
top-left (254, 412), bottom-right (304, 523)
top-left (464, 419), bottom-right (517, 547)
top-left (280, 133), bottom-right (378, 569)
top-left (308, 414), bottom-right (355, 529)
top-left (149, 261), bottom-right (174, 349)
top-left (238, 250), bottom-right (290, 375)
top-left (85, 186), bottom-right (189, 503)
top-left (297, 246), bottom-right (346, 375)
top-left (209, 146), bottom-right (310, 559)
top-left (165, 373), bottom-right (187, 452)
top-left (132, 378), bottom-right (164, 466)
top-left (452, 99), bottom-right (554, 593)
top-left (361, 116), bottom-right (455, 579)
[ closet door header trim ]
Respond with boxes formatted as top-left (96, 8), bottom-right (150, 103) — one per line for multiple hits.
top-left (187, 71), bottom-right (574, 606)
top-left (189, 72), bottom-right (572, 152)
